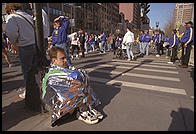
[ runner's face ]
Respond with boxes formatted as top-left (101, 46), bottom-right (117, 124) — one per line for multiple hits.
top-left (53, 51), bottom-right (67, 68)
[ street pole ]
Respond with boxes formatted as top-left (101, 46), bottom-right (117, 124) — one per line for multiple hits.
top-left (33, 3), bottom-right (44, 56)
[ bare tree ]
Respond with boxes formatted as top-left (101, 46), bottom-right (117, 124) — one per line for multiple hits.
top-left (164, 10), bottom-right (175, 37)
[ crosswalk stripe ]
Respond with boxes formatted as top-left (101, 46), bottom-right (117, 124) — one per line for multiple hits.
top-left (109, 61), bottom-right (176, 69)
top-left (90, 76), bottom-right (187, 95)
top-left (112, 59), bottom-right (176, 66)
top-left (85, 64), bottom-right (178, 74)
top-left (86, 68), bottom-right (180, 82)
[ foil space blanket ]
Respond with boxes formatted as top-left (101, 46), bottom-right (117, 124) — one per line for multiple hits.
top-left (41, 66), bottom-right (100, 123)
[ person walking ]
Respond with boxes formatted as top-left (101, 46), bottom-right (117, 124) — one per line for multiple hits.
top-left (141, 30), bottom-right (151, 56)
top-left (100, 32), bottom-right (107, 53)
top-left (122, 26), bottom-right (135, 61)
top-left (167, 29), bottom-right (179, 64)
top-left (179, 21), bottom-right (194, 68)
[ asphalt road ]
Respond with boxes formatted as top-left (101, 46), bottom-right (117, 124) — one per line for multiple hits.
top-left (2, 47), bottom-right (194, 131)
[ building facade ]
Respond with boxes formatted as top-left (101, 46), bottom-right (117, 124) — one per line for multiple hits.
top-left (119, 3), bottom-right (141, 30)
top-left (2, 3), bottom-right (120, 35)
top-left (174, 3), bottom-right (194, 25)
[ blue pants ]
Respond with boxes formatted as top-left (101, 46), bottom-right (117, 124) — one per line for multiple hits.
top-left (18, 44), bottom-right (36, 85)
top-left (100, 41), bottom-right (106, 52)
top-left (142, 42), bottom-right (149, 55)
top-left (55, 43), bottom-right (72, 67)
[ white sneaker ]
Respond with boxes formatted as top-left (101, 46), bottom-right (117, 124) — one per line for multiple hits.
top-left (76, 54), bottom-right (79, 58)
top-left (89, 108), bottom-right (103, 120)
top-left (127, 59), bottom-right (131, 61)
top-left (19, 91), bottom-right (26, 99)
top-left (156, 54), bottom-right (160, 57)
top-left (167, 61), bottom-right (174, 64)
top-left (77, 110), bottom-right (99, 125)
top-left (8, 63), bottom-right (13, 68)
top-left (84, 52), bottom-right (88, 54)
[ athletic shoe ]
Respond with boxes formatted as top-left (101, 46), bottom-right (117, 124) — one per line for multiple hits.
top-left (89, 108), bottom-right (103, 120)
top-left (127, 59), bottom-right (131, 61)
top-left (8, 63), bottom-right (13, 68)
top-left (156, 54), bottom-right (160, 57)
top-left (167, 61), bottom-right (174, 64)
top-left (77, 110), bottom-right (99, 125)
top-left (19, 90), bottom-right (26, 99)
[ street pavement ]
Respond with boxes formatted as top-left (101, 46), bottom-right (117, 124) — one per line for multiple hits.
top-left (2, 47), bottom-right (194, 131)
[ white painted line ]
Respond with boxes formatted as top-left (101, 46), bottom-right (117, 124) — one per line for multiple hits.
top-left (112, 59), bottom-right (176, 66)
top-left (94, 64), bottom-right (178, 74)
top-left (86, 68), bottom-right (180, 82)
top-left (90, 77), bottom-right (187, 95)
top-left (109, 62), bottom-right (176, 69)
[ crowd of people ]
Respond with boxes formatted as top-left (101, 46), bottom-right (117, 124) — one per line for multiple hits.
top-left (2, 3), bottom-right (194, 126)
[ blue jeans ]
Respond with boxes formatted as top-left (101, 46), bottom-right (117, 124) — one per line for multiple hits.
top-left (90, 43), bottom-right (95, 51)
top-left (142, 42), bottom-right (149, 55)
top-left (139, 42), bottom-right (143, 53)
top-left (18, 44), bottom-right (36, 85)
top-left (126, 42), bottom-right (134, 59)
top-left (100, 41), bottom-right (106, 52)
top-left (55, 43), bottom-right (72, 67)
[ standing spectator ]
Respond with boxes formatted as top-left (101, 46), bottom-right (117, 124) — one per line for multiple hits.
top-left (71, 33), bottom-right (80, 59)
top-left (141, 30), bottom-right (151, 56)
top-left (89, 34), bottom-right (95, 52)
top-left (5, 3), bottom-right (36, 98)
top-left (84, 31), bottom-right (89, 54)
top-left (139, 30), bottom-right (144, 56)
top-left (78, 28), bottom-right (85, 58)
top-left (153, 29), bottom-right (161, 57)
top-left (179, 21), bottom-right (194, 68)
top-left (107, 34), bottom-right (112, 51)
top-left (167, 29), bottom-right (179, 64)
top-left (51, 15), bottom-right (72, 67)
top-left (100, 32), bottom-right (107, 53)
top-left (122, 26), bottom-right (135, 61)
top-left (113, 35), bottom-right (121, 56)
top-left (160, 30), bottom-right (165, 55)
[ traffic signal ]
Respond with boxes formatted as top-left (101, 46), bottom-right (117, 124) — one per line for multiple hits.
top-left (143, 3), bottom-right (150, 15)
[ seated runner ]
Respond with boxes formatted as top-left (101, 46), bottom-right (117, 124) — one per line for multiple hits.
top-left (42, 46), bottom-right (103, 125)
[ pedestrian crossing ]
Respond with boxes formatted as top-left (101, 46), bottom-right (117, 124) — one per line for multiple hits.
top-left (81, 56), bottom-right (187, 96)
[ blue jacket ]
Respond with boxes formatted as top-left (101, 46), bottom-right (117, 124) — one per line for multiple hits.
top-left (181, 27), bottom-right (194, 44)
top-left (169, 34), bottom-right (179, 47)
top-left (101, 33), bottom-right (107, 41)
top-left (89, 36), bottom-right (95, 45)
top-left (51, 17), bottom-right (69, 45)
top-left (143, 33), bottom-right (151, 43)
top-left (139, 34), bottom-right (144, 42)
top-left (153, 34), bottom-right (161, 43)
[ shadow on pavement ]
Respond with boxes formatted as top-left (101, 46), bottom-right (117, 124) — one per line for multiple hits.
top-left (2, 80), bottom-right (25, 94)
top-left (89, 66), bottom-right (121, 120)
top-left (2, 100), bottom-right (40, 131)
top-left (168, 108), bottom-right (194, 131)
top-left (188, 67), bottom-right (194, 82)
